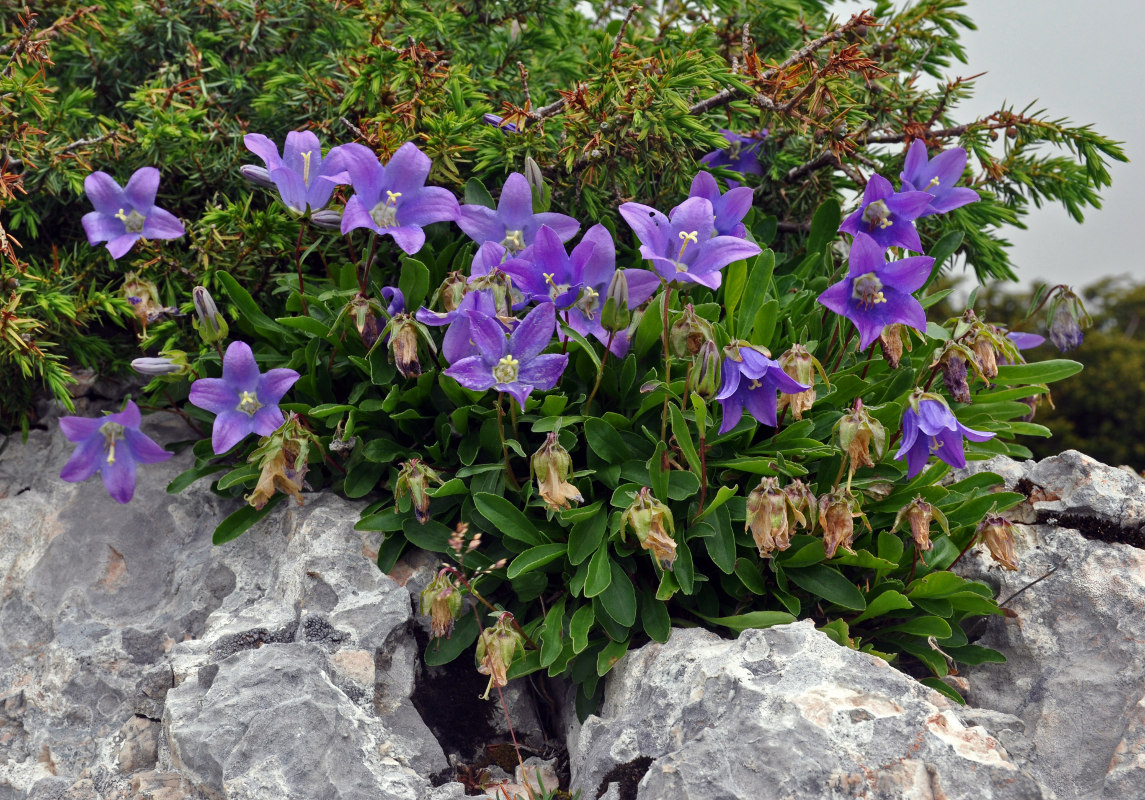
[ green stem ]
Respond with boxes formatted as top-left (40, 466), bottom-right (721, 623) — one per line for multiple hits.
top-left (360, 232), bottom-right (379, 294)
top-left (584, 329), bottom-right (615, 415)
top-left (295, 219), bottom-right (310, 316)
top-left (497, 392), bottom-right (521, 490)
top-left (660, 285), bottom-right (672, 444)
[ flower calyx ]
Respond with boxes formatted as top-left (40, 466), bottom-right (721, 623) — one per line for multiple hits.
top-left (476, 611), bottom-right (524, 699)
top-left (620, 487), bottom-right (677, 571)
top-left (893, 495), bottom-right (949, 552)
top-left (776, 344), bottom-right (827, 420)
top-left (244, 412), bottom-right (321, 510)
top-left (531, 431), bottom-right (582, 512)
top-left (395, 458), bottom-right (445, 524)
top-left (420, 568), bottom-right (466, 640)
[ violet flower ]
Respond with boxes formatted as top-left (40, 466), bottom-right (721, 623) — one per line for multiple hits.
top-left (483, 114), bottom-right (519, 133)
top-left (189, 341), bottom-right (301, 454)
top-left (619, 196), bottom-right (761, 290)
top-left (418, 290), bottom-right (512, 364)
top-left (59, 400), bottom-right (172, 504)
top-left (900, 140), bottom-right (979, 217)
top-left (817, 233), bottom-right (934, 350)
top-left (82, 167), bottom-right (185, 259)
top-left (243, 132), bottom-right (350, 215)
top-left (444, 303), bottom-right (568, 408)
top-left (715, 343), bottom-right (809, 434)
top-left (499, 225), bottom-right (585, 309)
top-left (895, 392), bottom-right (995, 478)
top-left (339, 142), bottom-right (460, 254)
top-left (838, 173), bottom-right (933, 253)
top-left (699, 129), bottom-right (767, 178)
top-left (686, 171), bottom-right (755, 238)
top-left (456, 172), bottom-right (579, 254)
top-left (1007, 331), bottom-right (1045, 351)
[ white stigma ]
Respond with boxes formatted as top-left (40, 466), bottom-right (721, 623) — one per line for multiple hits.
top-left (114, 208), bottom-right (146, 234)
top-left (852, 272), bottom-right (888, 309)
top-left (493, 355), bottom-right (520, 384)
top-left (237, 390), bottom-right (262, 417)
top-left (370, 190), bottom-right (402, 228)
top-left (861, 199), bottom-right (893, 230)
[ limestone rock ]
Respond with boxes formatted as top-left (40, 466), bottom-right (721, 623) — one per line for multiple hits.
top-left (568, 622), bottom-right (1045, 800)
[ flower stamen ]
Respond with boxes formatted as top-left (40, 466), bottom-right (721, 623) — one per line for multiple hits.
top-left (301, 151), bottom-right (312, 185)
top-left (926, 176), bottom-right (940, 190)
top-left (861, 199), bottom-right (893, 231)
top-left (101, 421), bottom-right (124, 465)
top-left (675, 230), bottom-right (699, 271)
top-left (114, 208), bottom-right (146, 234)
top-left (237, 390), bottom-right (263, 417)
top-left (502, 229), bottom-right (526, 253)
top-left (370, 191), bottom-right (402, 228)
top-left (493, 355), bottom-right (520, 384)
top-left (851, 272), bottom-right (888, 310)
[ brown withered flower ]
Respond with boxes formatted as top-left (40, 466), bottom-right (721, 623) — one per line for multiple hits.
top-left (620, 487), bottom-right (676, 570)
top-left (531, 432), bottom-right (583, 511)
top-left (244, 413), bottom-right (319, 510)
top-left (818, 489), bottom-right (869, 559)
top-left (785, 479), bottom-right (818, 534)
top-left (476, 612), bottom-right (524, 699)
top-left (745, 476), bottom-right (804, 558)
top-left (835, 399), bottom-right (886, 484)
top-left (893, 496), bottom-right (950, 552)
top-left (978, 514), bottom-right (1019, 570)
top-left (776, 344), bottom-right (826, 420)
top-left (420, 568), bottom-right (465, 639)
top-left (878, 323), bottom-right (909, 369)
top-left (669, 303), bottom-right (715, 358)
top-left (387, 313), bottom-right (423, 377)
top-left (395, 458), bottom-right (444, 524)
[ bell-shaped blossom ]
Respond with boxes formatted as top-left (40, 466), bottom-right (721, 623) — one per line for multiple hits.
top-left (339, 142), bottom-right (460, 254)
top-left (619, 197), bottom-right (760, 290)
top-left (443, 303), bottom-right (568, 409)
top-left (900, 140), bottom-right (979, 217)
top-left (456, 172), bottom-right (579, 254)
top-left (189, 341), bottom-right (300, 454)
top-left (686, 171), bottom-right (754, 238)
top-left (59, 400), bottom-right (172, 504)
top-left (699, 129), bottom-right (767, 178)
top-left (420, 290), bottom-right (514, 364)
top-left (243, 132), bottom-right (350, 215)
top-left (715, 343), bottom-right (809, 434)
top-left (1007, 331), bottom-right (1045, 351)
top-left (894, 392), bottom-right (994, 478)
top-left (499, 225), bottom-right (585, 309)
top-left (483, 114), bottom-right (518, 134)
top-left (817, 233), bottom-right (934, 350)
top-left (82, 168), bottom-right (185, 259)
top-left (838, 173), bottom-right (933, 252)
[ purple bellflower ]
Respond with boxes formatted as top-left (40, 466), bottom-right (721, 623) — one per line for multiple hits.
top-left (483, 114), bottom-right (519, 133)
top-left (339, 142), bottom-right (460, 254)
top-left (243, 132), bottom-right (350, 215)
top-left (1007, 331), bottom-right (1045, 351)
top-left (817, 233), bottom-right (934, 350)
top-left (715, 343), bottom-right (810, 434)
top-left (895, 391), bottom-right (995, 478)
top-left (59, 400), bottom-right (172, 504)
top-left (82, 167), bottom-right (185, 259)
top-left (456, 172), bottom-right (579, 254)
top-left (189, 341), bottom-right (301, 454)
top-left (699, 129), bottom-right (767, 178)
top-left (619, 196), bottom-right (761, 290)
top-left (499, 225), bottom-right (586, 309)
top-left (838, 173), bottom-right (933, 253)
top-left (418, 290), bottom-right (513, 364)
top-left (686, 171), bottom-right (755, 238)
top-left (444, 303), bottom-right (568, 409)
top-left (900, 140), bottom-right (979, 217)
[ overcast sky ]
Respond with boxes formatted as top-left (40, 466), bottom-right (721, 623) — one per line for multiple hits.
top-left (838, 0), bottom-right (1139, 290)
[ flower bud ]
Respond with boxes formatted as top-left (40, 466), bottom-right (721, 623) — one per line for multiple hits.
top-left (940, 352), bottom-right (971, 404)
top-left (435, 271), bottom-right (469, 313)
top-left (420, 569), bottom-right (465, 639)
top-left (969, 332), bottom-right (998, 380)
top-left (977, 514), bottom-right (1019, 570)
top-left (1048, 288), bottom-right (1088, 352)
top-left (395, 458), bottom-right (444, 524)
top-left (531, 432), bottom-right (582, 511)
top-left (239, 164), bottom-right (276, 190)
top-left (835, 399), bottom-right (886, 480)
top-left (387, 313), bottom-right (422, 377)
top-left (131, 352), bottom-right (190, 378)
top-left (818, 489), bottom-right (866, 559)
top-left (468, 269), bottom-right (513, 318)
top-left (879, 324), bottom-right (910, 369)
top-left (192, 286), bottom-right (228, 345)
top-left (600, 270), bottom-right (630, 334)
top-left (669, 304), bottom-right (714, 358)
top-left (688, 340), bottom-right (721, 400)
top-left (476, 612), bottom-right (524, 699)
top-left (309, 209), bottom-right (344, 230)
top-left (620, 487), bottom-right (676, 570)
top-left (524, 156), bottom-right (544, 195)
top-left (745, 477), bottom-right (804, 557)
top-left (776, 344), bottom-right (822, 420)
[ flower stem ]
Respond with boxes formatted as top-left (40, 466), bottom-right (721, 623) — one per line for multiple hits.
top-left (584, 330), bottom-right (614, 415)
top-left (295, 219), bottom-right (310, 316)
top-left (659, 285), bottom-right (672, 444)
top-left (497, 392), bottom-right (521, 490)
top-left (360, 232), bottom-right (380, 293)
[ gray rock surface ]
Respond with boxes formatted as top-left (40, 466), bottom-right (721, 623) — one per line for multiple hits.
top-left (568, 622), bottom-right (1046, 800)
top-left (0, 418), bottom-right (451, 799)
top-left (955, 450), bottom-right (1145, 800)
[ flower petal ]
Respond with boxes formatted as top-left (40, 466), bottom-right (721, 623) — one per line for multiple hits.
top-left (688, 171), bottom-right (719, 203)
top-left (59, 415), bottom-right (104, 442)
top-left (105, 234), bottom-right (142, 260)
top-left (619, 202), bottom-right (668, 254)
top-left (252, 405), bottom-right (286, 436)
top-left (880, 254), bottom-right (934, 294)
top-left (689, 236), bottom-right (762, 276)
top-left (338, 143), bottom-right (384, 201)
top-left (713, 186), bottom-right (754, 236)
top-left (933, 429), bottom-right (968, 469)
top-left (499, 381), bottom-right (533, 410)
top-left (84, 172), bottom-right (127, 216)
top-left (956, 420), bottom-right (996, 443)
top-left (714, 357), bottom-right (742, 401)
top-left (188, 377), bottom-right (237, 414)
top-left (244, 133), bottom-right (283, 170)
top-left (916, 398), bottom-right (957, 435)
top-left (100, 452), bottom-right (138, 504)
top-left (516, 353), bottom-right (568, 390)
top-left (468, 311), bottom-right (509, 363)
top-left (457, 205), bottom-right (505, 244)
top-left (270, 167), bottom-right (308, 214)
top-left (222, 340), bottom-right (261, 390)
top-left (531, 212), bottom-right (580, 242)
top-left (124, 428), bottom-right (172, 465)
top-left (743, 384), bottom-right (779, 428)
top-left (399, 186), bottom-right (459, 227)
top-left (211, 410), bottom-right (254, 454)
top-left (387, 224), bottom-right (426, 255)
top-left (717, 393), bottom-right (745, 434)
top-left (59, 435), bottom-right (104, 483)
top-left (444, 356), bottom-right (497, 392)
top-left (141, 207), bottom-right (186, 241)
top-left (340, 196), bottom-right (378, 235)
top-left (496, 173), bottom-right (534, 230)
top-left (383, 142), bottom-right (432, 196)
top-left (282, 130), bottom-right (322, 181)
top-left (107, 400), bottom-right (143, 428)
top-left (510, 302), bottom-right (557, 362)
top-left (82, 211), bottom-right (123, 245)
top-left (123, 167), bottom-right (160, 214)
top-left (900, 140), bottom-right (929, 187)
top-left (669, 196), bottom-right (716, 243)
top-left (926, 187), bottom-right (979, 215)
top-left (258, 368), bottom-right (300, 405)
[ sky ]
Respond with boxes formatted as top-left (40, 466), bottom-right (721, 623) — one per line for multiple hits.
top-left (836, 0), bottom-right (1140, 290)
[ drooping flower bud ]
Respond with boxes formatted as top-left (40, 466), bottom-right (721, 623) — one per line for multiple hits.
top-left (879, 323), bottom-right (910, 369)
top-left (835, 399), bottom-right (886, 482)
top-left (776, 344), bottom-right (825, 420)
top-left (123, 273), bottom-right (174, 327)
top-left (244, 412), bottom-right (320, 510)
top-left (1047, 287), bottom-right (1089, 353)
top-left (420, 568), bottom-right (465, 639)
top-left (977, 514), bottom-right (1019, 570)
top-left (531, 432), bottom-right (582, 511)
top-left (192, 286), bottom-right (228, 345)
top-left (131, 351), bottom-right (190, 378)
top-left (688, 340), bottom-right (721, 400)
top-left (745, 476), bottom-right (804, 557)
top-left (620, 487), bottom-right (677, 570)
top-left (239, 164), bottom-right (276, 190)
top-left (435, 271), bottom-right (469, 314)
top-left (785, 479), bottom-right (818, 534)
top-left (524, 156), bottom-right (545, 197)
top-left (893, 496), bottom-right (949, 552)
top-left (969, 332), bottom-right (998, 381)
top-left (395, 458), bottom-right (444, 524)
top-left (468, 268), bottom-right (514, 318)
top-left (309, 209), bottom-right (344, 230)
top-left (386, 313), bottom-right (423, 377)
top-left (669, 304), bottom-right (714, 358)
top-left (818, 489), bottom-right (868, 559)
top-left (940, 351), bottom-right (971, 404)
top-left (600, 270), bottom-right (631, 334)
top-left (476, 611), bottom-right (524, 699)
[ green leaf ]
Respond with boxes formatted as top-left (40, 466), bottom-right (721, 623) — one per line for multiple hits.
top-left (569, 509), bottom-right (608, 565)
top-left (920, 677), bottom-right (965, 705)
top-left (398, 258), bottom-right (431, 315)
top-left (695, 610), bottom-right (796, 633)
top-left (807, 199), bottom-right (842, 254)
top-left (584, 417), bottom-right (630, 462)
top-left (907, 571), bottom-right (973, 599)
top-left (473, 492), bottom-right (547, 546)
top-left (540, 599), bottom-right (567, 668)
top-left (167, 463), bottom-right (229, 493)
top-left (213, 495), bottom-right (285, 545)
top-left (464, 178), bottom-right (496, 209)
top-left (559, 322), bottom-right (602, 372)
top-left (640, 591), bottom-right (671, 642)
top-left (216, 463), bottom-right (260, 491)
top-left (276, 315), bottom-right (330, 338)
top-left (927, 231), bottom-right (964, 274)
top-left (994, 359), bottom-right (1083, 386)
top-left (785, 565), bottom-right (867, 610)
top-left (596, 637), bottom-right (629, 676)
top-left (425, 613), bottom-right (479, 666)
top-left (882, 616), bottom-right (953, 638)
top-left (570, 604), bottom-right (594, 653)
top-left (724, 258), bottom-right (747, 336)
top-left (695, 484), bottom-right (737, 523)
top-left (740, 249), bottom-right (775, 341)
top-left (217, 271), bottom-right (289, 338)
top-left (584, 545), bottom-right (612, 597)
top-left (355, 507), bottom-right (406, 532)
top-left (669, 404), bottom-right (702, 476)
top-left (852, 589), bottom-right (913, 623)
top-left (599, 559), bottom-right (637, 627)
top-left (507, 543), bottom-right (568, 578)
top-left (343, 459), bottom-right (383, 498)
